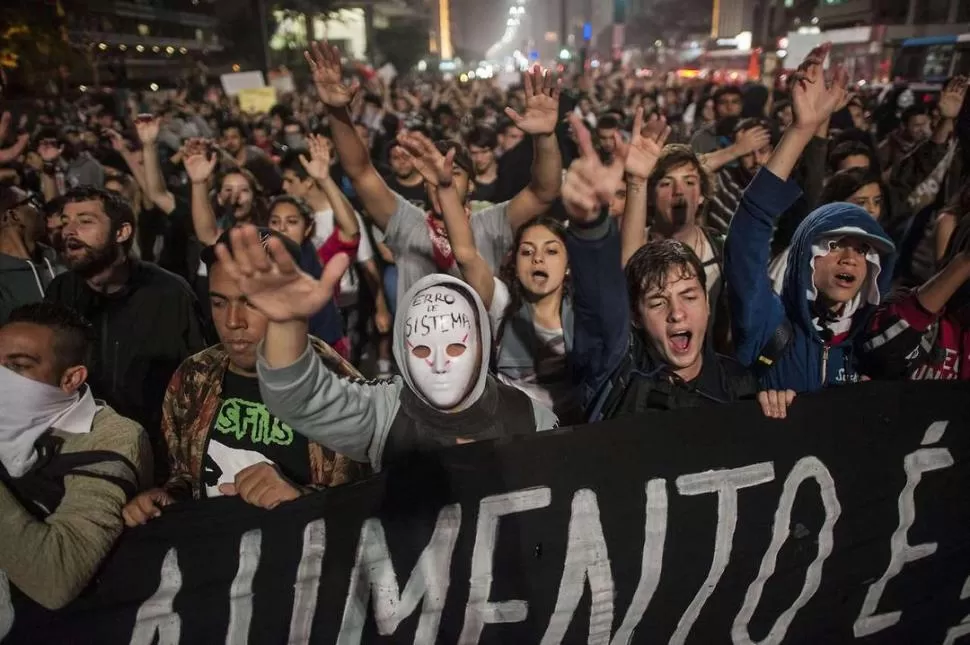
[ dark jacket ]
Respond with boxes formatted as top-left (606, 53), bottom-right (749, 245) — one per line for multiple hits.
top-left (725, 168), bottom-right (897, 392)
top-left (565, 215), bottom-right (755, 421)
top-left (45, 260), bottom-right (207, 481)
top-left (0, 245), bottom-right (63, 323)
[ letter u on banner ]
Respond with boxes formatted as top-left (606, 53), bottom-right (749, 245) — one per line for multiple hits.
top-left (731, 457), bottom-right (842, 645)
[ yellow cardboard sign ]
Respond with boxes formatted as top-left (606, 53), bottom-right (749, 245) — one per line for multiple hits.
top-left (238, 87), bottom-right (277, 114)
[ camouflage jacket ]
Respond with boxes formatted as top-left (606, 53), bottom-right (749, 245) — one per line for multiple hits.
top-left (161, 337), bottom-right (368, 499)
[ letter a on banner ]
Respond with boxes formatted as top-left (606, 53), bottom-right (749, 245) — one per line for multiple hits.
top-left (732, 457), bottom-right (841, 645)
top-left (337, 504), bottom-right (462, 645)
top-left (129, 548), bottom-right (183, 645)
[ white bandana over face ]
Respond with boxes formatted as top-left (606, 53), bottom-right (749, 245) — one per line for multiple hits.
top-left (0, 366), bottom-right (93, 478)
top-left (402, 285), bottom-right (480, 410)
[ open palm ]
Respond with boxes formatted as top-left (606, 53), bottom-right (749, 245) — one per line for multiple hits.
top-left (939, 76), bottom-right (968, 120)
top-left (214, 226), bottom-right (350, 322)
top-left (304, 41), bottom-right (359, 108)
top-left (299, 134), bottom-right (332, 182)
top-left (397, 131), bottom-right (454, 186)
top-left (625, 107), bottom-right (671, 180)
top-left (791, 43), bottom-right (847, 131)
top-left (184, 151), bottom-right (217, 183)
top-left (505, 65), bottom-right (561, 135)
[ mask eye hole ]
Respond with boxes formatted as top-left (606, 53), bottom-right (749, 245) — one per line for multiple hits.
top-left (446, 343), bottom-right (466, 357)
top-left (411, 345), bottom-right (431, 359)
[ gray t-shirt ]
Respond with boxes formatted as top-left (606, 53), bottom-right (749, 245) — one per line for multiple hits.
top-left (383, 193), bottom-right (515, 310)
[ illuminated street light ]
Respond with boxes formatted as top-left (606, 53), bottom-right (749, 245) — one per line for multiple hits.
top-left (165, 46), bottom-right (175, 54)
top-left (152, 45), bottom-right (160, 53)
top-left (136, 45), bottom-right (145, 52)
top-left (150, 83), bottom-right (159, 91)
top-left (119, 44), bottom-right (128, 51)
top-left (559, 48), bottom-right (570, 60)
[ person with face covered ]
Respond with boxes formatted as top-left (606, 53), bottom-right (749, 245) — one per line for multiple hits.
top-left (210, 226), bottom-right (557, 469)
top-left (559, 113), bottom-right (760, 421)
top-left (0, 302), bottom-right (152, 609)
top-left (725, 44), bottom-right (898, 393)
top-left (397, 130), bottom-right (583, 424)
top-left (303, 42), bottom-right (562, 311)
top-left (45, 186), bottom-right (207, 482)
top-left (862, 214), bottom-right (970, 381)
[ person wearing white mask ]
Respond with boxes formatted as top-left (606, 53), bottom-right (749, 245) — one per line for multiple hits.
top-left (212, 226), bottom-right (557, 472)
top-left (0, 302), bottom-right (151, 609)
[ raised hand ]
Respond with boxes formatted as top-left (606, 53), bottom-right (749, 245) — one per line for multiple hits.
top-left (562, 113), bottom-right (624, 223)
top-left (734, 125), bottom-right (771, 156)
top-left (214, 225), bottom-right (351, 322)
top-left (625, 106), bottom-right (671, 181)
top-left (504, 65), bottom-right (561, 136)
top-left (183, 144), bottom-right (217, 184)
top-left (134, 115), bottom-right (161, 145)
top-left (304, 41), bottom-right (360, 108)
top-left (104, 128), bottom-right (128, 153)
top-left (298, 133), bottom-right (332, 182)
top-left (791, 42), bottom-right (848, 132)
top-left (396, 130), bottom-right (455, 187)
top-left (939, 76), bottom-right (968, 120)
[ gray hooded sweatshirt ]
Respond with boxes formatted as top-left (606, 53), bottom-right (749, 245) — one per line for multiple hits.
top-left (0, 246), bottom-right (63, 323)
top-left (257, 274), bottom-right (557, 472)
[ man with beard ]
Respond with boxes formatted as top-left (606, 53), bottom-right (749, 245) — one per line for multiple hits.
top-left (383, 141), bottom-right (427, 209)
top-left (0, 187), bottom-right (63, 323)
top-left (45, 186), bottom-right (207, 483)
top-left (303, 42), bottom-right (562, 310)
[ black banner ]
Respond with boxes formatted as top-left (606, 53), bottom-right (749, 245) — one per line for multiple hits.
top-left (4, 381), bottom-right (970, 644)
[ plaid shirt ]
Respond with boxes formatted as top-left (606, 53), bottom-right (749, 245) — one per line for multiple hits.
top-left (161, 337), bottom-right (367, 499)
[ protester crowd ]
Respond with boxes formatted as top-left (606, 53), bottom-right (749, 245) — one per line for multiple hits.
top-left (0, 39), bottom-right (968, 610)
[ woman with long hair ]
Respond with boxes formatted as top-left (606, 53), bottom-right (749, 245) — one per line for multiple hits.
top-left (397, 130), bottom-right (581, 423)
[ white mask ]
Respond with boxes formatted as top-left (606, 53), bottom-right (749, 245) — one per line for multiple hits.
top-left (403, 285), bottom-right (480, 410)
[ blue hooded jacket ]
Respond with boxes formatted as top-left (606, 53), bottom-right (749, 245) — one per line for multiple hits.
top-left (725, 168), bottom-right (897, 392)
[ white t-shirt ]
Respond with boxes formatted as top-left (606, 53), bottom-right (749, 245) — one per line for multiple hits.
top-left (311, 208), bottom-right (375, 298)
top-left (488, 278), bottom-right (582, 423)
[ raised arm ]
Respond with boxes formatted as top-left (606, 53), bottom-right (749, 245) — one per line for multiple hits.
top-left (398, 130), bottom-right (496, 308)
top-left (561, 115), bottom-right (631, 410)
top-left (700, 125), bottom-right (771, 173)
top-left (725, 43), bottom-right (846, 366)
top-left (183, 140), bottom-right (220, 246)
top-left (621, 107), bottom-right (671, 267)
top-left (213, 227), bottom-right (395, 465)
top-left (300, 134), bottom-right (360, 242)
top-left (305, 42), bottom-right (398, 229)
top-left (134, 115), bottom-right (177, 214)
top-left (505, 66), bottom-right (563, 231)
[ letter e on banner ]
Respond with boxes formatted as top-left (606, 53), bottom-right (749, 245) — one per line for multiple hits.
top-left (854, 422), bottom-right (954, 638)
top-left (459, 487), bottom-right (552, 645)
top-left (732, 457), bottom-right (842, 645)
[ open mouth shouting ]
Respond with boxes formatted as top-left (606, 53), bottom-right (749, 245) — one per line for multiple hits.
top-left (833, 272), bottom-right (858, 289)
top-left (668, 329), bottom-right (693, 355)
top-left (531, 269), bottom-right (549, 284)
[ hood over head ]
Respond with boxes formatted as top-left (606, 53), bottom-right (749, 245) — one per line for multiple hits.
top-left (784, 201), bottom-right (897, 338)
top-left (393, 273), bottom-right (491, 412)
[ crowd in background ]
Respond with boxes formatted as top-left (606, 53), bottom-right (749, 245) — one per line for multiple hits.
top-left (0, 40), bottom-right (969, 611)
